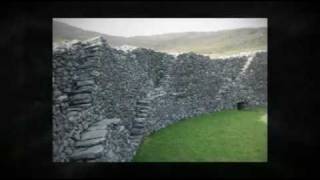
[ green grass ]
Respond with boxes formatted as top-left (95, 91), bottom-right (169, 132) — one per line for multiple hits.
top-left (133, 107), bottom-right (267, 162)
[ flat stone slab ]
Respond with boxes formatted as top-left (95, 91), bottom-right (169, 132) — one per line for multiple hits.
top-left (136, 105), bottom-right (152, 110)
top-left (75, 137), bottom-right (105, 148)
top-left (81, 129), bottom-right (107, 140)
top-left (138, 109), bottom-right (149, 113)
top-left (93, 118), bottom-right (121, 127)
top-left (70, 145), bottom-right (104, 160)
top-left (87, 124), bottom-right (108, 131)
top-left (72, 86), bottom-right (94, 94)
top-left (70, 93), bottom-right (91, 101)
top-left (137, 100), bottom-right (150, 105)
top-left (67, 111), bottom-right (79, 118)
top-left (76, 80), bottom-right (95, 87)
top-left (137, 113), bottom-right (148, 118)
top-left (77, 103), bottom-right (92, 108)
top-left (130, 128), bottom-right (143, 136)
top-left (70, 99), bottom-right (92, 105)
top-left (133, 123), bottom-right (144, 129)
top-left (134, 118), bottom-right (145, 123)
top-left (67, 107), bottom-right (83, 112)
top-left (56, 95), bottom-right (68, 102)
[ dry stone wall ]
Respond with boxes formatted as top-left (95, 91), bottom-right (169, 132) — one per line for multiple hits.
top-left (53, 36), bottom-right (267, 162)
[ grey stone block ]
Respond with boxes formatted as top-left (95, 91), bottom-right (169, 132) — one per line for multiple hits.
top-left (75, 137), bottom-right (106, 148)
top-left (70, 145), bottom-right (104, 160)
top-left (81, 130), bottom-right (108, 140)
top-left (76, 80), bottom-right (95, 87)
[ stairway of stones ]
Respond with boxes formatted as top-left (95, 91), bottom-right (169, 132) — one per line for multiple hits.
top-left (66, 37), bottom-right (115, 162)
top-left (128, 87), bottom-right (167, 155)
top-left (70, 118), bottom-right (121, 162)
top-left (214, 54), bottom-right (255, 111)
top-left (65, 39), bottom-right (106, 126)
top-left (128, 71), bottom-right (170, 155)
top-left (67, 37), bottom-right (173, 161)
top-left (67, 37), bottom-right (105, 117)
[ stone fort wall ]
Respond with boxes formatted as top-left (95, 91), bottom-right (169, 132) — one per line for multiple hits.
top-left (52, 36), bottom-right (267, 162)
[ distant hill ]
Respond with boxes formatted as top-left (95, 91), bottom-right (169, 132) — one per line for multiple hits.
top-left (53, 20), bottom-right (267, 57)
top-left (52, 20), bottom-right (127, 46)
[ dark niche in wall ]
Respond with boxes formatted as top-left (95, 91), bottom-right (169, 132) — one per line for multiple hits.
top-left (237, 101), bottom-right (248, 110)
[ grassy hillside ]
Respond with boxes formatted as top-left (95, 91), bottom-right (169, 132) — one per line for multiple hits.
top-left (126, 28), bottom-right (267, 55)
top-left (52, 20), bottom-right (127, 46)
top-left (53, 20), bottom-right (101, 42)
top-left (53, 20), bottom-right (267, 56)
top-left (133, 107), bottom-right (267, 162)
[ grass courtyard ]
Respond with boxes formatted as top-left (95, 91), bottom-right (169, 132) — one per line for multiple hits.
top-left (133, 107), bottom-right (267, 162)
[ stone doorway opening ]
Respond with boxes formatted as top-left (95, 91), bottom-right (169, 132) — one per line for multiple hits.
top-left (237, 101), bottom-right (248, 110)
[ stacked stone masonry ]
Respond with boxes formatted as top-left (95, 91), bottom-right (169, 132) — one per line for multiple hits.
top-left (53, 36), bottom-right (267, 162)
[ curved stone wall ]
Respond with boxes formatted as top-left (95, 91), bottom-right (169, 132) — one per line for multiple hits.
top-left (53, 36), bottom-right (267, 162)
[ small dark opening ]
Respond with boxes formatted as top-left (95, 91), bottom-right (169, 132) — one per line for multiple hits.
top-left (237, 101), bottom-right (247, 110)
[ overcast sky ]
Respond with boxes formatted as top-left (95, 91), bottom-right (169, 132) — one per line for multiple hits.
top-left (54, 18), bottom-right (267, 37)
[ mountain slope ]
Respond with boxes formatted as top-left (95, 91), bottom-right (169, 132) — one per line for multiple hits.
top-left (53, 20), bottom-right (128, 46)
top-left (125, 28), bottom-right (267, 55)
top-left (53, 20), bottom-right (267, 56)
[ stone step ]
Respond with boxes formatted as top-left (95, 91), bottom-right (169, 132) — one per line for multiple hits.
top-left (148, 92), bottom-right (166, 99)
top-left (87, 124), bottom-right (108, 131)
top-left (134, 119), bottom-right (145, 124)
top-left (70, 93), bottom-right (91, 101)
top-left (70, 99), bottom-right (92, 106)
top-left (75, 84), bottom-right (95, 91)
top-left (81, 54), bottom-right (96, 58)
top-left (133, 120), bottom-right (144, 126)
top-left (75, 75), bottom-right (95, 81)
top-left (67, 107), bottom-right (83, 112)
top-left (133, 123), bottom-right (144, 129)
top-left (56, 95), bottom-right (68, 102)
top-left (70, 145), bottom-right (104, 160)
top-left (75, 137), bottom-right (105, 148)
top-left (155, 86), bottom-right (165, 90)
top-left (131, 127), bottom-right (144, 132)
top-left (90, 70), bottom-right (101, 77)
top-left (128, 135), bottom-right (142, 140)
top-left (76, 103), bottom-right (92, 108)
top-left (137, 109), bottom-right (149, 114)
top-left (136, 113), bottom-right (148, 118)
top-left (136, 105), bottom-right (151, 110)
top-left (130, 128), bottom-right (143, 136)
top-left (149, 91), bottom-right (166, 95)
top-left (76, 80), bottom-right (95, 87)
top-left (144, 95), bottom-right (155, 100)
top-left (134, 118), bottom-right (145, 123)
top-left (67, 115), bottom-right (80, 122)
top-left (81, 129), bottom-right (108, 140)
top-left (93, 118), bottom-right (121, 127)
top-left (137, 100), bottom-right (150, 105)
top-left (67, 111), bottom-right (79, 118)
top-left (70, 94), bottom-right (92, 104)
top-left (71, 88), bottom-right (93, 95)
top-left (130, 138), bottom-right (143, 146)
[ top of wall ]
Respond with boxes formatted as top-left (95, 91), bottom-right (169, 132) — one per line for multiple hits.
top-left (53, 36), bottom-right (267, 62)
